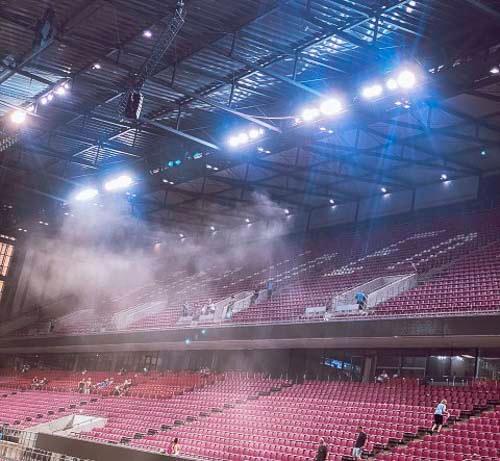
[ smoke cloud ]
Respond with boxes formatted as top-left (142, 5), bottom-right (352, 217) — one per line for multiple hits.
top-left (24, 191), bottom-right (294, 318)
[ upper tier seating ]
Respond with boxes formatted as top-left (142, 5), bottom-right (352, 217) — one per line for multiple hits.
top-left (14, 206), bottom-right (500, 336)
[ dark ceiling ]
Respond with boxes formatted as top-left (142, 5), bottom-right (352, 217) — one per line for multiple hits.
top-left (1, 0), bottom-right (500, 234)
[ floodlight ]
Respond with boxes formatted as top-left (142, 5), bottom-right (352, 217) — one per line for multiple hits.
top-left (10, 110), bottom-right (27, 124)
top-left (319, 98), bottom-right (342, 116)
top-left (104, 174), bottom-right (133, 191)
top-left (301, 107), bottom-right (320, 122)
top-left (361, 83), bottom-right (383, 99)
top-left (397, 70), bottom-right (416, 89)
top-left (74, 188), bottom-right (99, 202)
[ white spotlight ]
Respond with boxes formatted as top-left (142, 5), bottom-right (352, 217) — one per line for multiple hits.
top-left (104, 174), bottom-right (133, 191)
top-left (248, 128), bottom-right (262, 140)
top-left (397, 70), bottom-right (416, 89)
top-left (63, 82), bottom-right (71, 90)
top-left (301, 107), bottom-right (320, 122)
top-left (237, 132), bottom-right (249, 144)
top-left (47, 93), bottom-right (54, 102)
top-left (284, 208), bottom-right (290, 215)
top-left (329, 198), bottom-right (335, 205)
top-left (245, 218), bottom-right (250, 223)
top-left (490, 66), bottom-right (500, 75)
top-left (361, 83), bottom-right (383, 99)
top-left (440, 173), bottom-right (448, 181)
top-left (179, 233), bottom-right (184, 238)
top-left (92, 63), bottom-right (101, 70)
top-left (380, 187), bottom-right (388, 194)
top-left (143, 30), bottom-right (153, 38)
top-left (319, 98), bottom-right (342, 116)
top-left (74, 188), bottom-right (99, 202)
top-left (55, 86), bottom-right (66, 96)
top-left (228, 136), bottom-right (240, 148)
top-left (40, 96), bottom-right (48, 105)
top-left (210, 226), bottom-right (216, 231)
top-left (386, 78), bottom-right (398, 90)
top-left (10, 110), bottom-right (27, 125)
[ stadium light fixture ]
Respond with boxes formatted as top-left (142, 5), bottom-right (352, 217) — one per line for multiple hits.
top-left (245, 218), bottom-right (250, 223)
top-left (92, 62), bottom-right (101, 70)
top-left (380, 187), bottom-right (388, 194)
top-left (490, 66), bottom-right (499, 75)
top-left (40, 96), bottom-right (48, 105)
top-left (284, 208), bottom-right (290, 215)
top-left (329, 198), bottom-right (335, 205)
top-left (301, 107), bottom-right (320, 122)
top-left (480, 149), bottom-right (487, 157)
top-left (210, 226), bottom-right (216, 231)
top-left (10, 110), bottom-right (27, 125)
top-left (179, 233), bottom-right (184, 238)
top-left (386, 78), bottom-right (398, 90)
top-left (228, 127), bottom-right (264, 148)
top-left (361, 83), bottom-right (383, 100)
top-left (396, 69), bottom-right (417, 89)
top-left (74, 188), bottom-right (99, 202)
top-left (440, 173), bottom-right (448, 181)
top-left (319, 98), bottom-right (342, 116)
top-left (47, 93), bottom-right (54, 102)
top-left (143, 30), bottom-right (153, 38)
top-left (55, 86), bottom-right (66, 96)
top-left (104, 174), bottom-right (133, 191)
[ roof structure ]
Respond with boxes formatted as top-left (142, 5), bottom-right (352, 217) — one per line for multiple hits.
top-left (1, 0), bottom-right (500, 234)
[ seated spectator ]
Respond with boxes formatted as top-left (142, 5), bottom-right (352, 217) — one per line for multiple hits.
top-left (84, 378), bottom-right (92, 394)
top-left (168, 438), bottom-right (181, 456)
top-left (376, 370), bottom-right (389, 383)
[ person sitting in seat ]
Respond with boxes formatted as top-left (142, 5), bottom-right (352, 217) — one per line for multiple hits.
top-left (168, 437), bottom-right (181, 456)
top-left (376, 370), bottom-right (389, 383)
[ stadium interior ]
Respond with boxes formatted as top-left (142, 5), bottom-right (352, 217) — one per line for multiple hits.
top-left (1, 1), bottom-right (500, 461)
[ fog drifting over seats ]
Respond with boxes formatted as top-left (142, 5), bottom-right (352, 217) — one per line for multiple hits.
top-left (25, 192), bottom-right (291, 313)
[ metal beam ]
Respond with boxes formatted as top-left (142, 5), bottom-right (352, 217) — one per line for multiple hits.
top-left (141, 119), bottom-right (220, 151)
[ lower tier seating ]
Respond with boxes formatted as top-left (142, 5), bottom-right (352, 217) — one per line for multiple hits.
top-left (377, 406), bottom-right (500, 461)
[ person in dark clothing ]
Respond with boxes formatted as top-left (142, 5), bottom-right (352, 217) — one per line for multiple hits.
top-left (352, 426), bottom-right (367, 460)
top-left (315, 437), bottom-right (328, 461)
